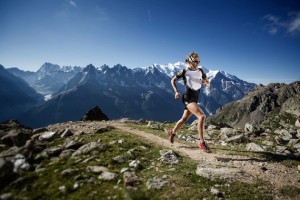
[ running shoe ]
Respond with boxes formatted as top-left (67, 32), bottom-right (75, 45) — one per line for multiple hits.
top-left (198, 142), bottom-right (212, 153)
top-left (167, 129), bottom-right (176, 144)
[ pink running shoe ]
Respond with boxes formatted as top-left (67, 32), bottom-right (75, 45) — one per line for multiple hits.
top-left (198, 142), bottom-right (212, 153)
top-left (167, 129), bottom-right (176, 144)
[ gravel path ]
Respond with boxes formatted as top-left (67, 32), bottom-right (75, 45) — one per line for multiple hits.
top-left (48, 120), bottom-right (300, 195)
top-left (110, 121), bottom-right (300, 192)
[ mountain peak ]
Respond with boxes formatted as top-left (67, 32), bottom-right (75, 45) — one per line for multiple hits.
top-left (39, 62), bottom-right (60, 71)
top-left (83, 64), bottom-right (97, 73)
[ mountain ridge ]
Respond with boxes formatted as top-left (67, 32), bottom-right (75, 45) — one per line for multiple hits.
top-left (207, 81), bottom-right (300, 129)
top-left (4, 62), bottom-right (256, 128)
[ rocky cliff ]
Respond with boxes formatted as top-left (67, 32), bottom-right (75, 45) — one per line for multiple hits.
top-left (207, 81), bottom-right (300, 129)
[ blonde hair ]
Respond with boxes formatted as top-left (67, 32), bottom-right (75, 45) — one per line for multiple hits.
top-left (185, 51), bottom-right (200, 63)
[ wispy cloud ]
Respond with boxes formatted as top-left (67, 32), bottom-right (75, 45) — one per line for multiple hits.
top-left (95, 6), bottom-right (109, 21)
top-left (263, 11), bottom-right (300, 36)
top-left (287, 12), bottom-right (300, 33)
top-left (66, 0), bottom-right (77, 8)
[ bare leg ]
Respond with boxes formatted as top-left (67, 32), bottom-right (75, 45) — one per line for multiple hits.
top-left (173, 109), bottom-right (192, 134)
top-left (186, 103), bottom-right (206, 143)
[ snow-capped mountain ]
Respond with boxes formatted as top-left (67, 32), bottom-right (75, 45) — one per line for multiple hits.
top-left (19, 64), bottom-right (179, 127)
top-left (16, 62), bottom-right (256, 128)
top-left (8, 62), bottom-right (82, 99)
top-left (150, 62), bottom-right (256, 115)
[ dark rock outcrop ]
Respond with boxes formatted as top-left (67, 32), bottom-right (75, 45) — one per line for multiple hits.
top-left (81, 106), bottom-right (109, 121)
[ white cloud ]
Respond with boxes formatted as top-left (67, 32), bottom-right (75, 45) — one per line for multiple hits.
top-left (66, 0), bottom-right (77, 8)
top-left (263, 11), bottom-right (300, 36)
top-left (287, 12), bottom-right (300, 33)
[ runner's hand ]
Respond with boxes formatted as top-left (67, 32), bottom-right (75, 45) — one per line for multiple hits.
top-left (201, 79), bottom-right (210, 88)
top-left (175, 91), bottom-right (181, 99)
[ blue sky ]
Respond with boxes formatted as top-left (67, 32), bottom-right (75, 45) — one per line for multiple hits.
top-left (0, 0), bottom-right (299, 84)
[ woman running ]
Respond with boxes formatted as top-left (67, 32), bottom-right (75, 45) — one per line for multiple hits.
top-left (168, 51), bottom-right (211, 153)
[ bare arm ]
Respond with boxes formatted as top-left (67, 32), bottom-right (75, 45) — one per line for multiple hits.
top-left (171, 76), bottom-right (181, 99)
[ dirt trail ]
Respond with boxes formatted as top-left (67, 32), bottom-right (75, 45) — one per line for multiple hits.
top-left (110, 121), bottom-right (300, 191)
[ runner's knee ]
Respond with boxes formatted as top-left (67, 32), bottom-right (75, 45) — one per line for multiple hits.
top-left (197, 114), bottom-right (205, 121)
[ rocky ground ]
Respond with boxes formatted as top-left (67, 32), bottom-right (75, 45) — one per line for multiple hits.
top-left (1, 119), bottom-right (300, 199)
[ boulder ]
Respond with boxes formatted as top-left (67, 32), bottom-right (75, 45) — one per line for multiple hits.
top-left (146, 176), bottom-right (168, 190)
top-left (158, 150), bottom-right (178, 165)
top-left (196, 164), bottom-right (243, 180)
top-left (217, 128), bottom-right (236, 140)
top-left (0, 120), bottom-right (32, 148)
top-left (72, 142), bottom-right (106, 157)
top-left (123, 171), bottom-right (141, 187)
top-left (81, 106), bottom-right (109, 121)
top-left (225, 134), bottom-right (248, 143)
top-left (98, 172), bottom-right (117, 181)
top-left (246, 143), bottom-right (265, 152)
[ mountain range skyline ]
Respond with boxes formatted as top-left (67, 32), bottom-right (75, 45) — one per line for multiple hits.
top-left (2, 61), bottom-right (256, 127)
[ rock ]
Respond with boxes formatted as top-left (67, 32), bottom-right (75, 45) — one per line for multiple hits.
top-left (210, 187), bottom-right (224, 198)
top-left (262, 140), bottom-right (274, 146)
top-left (0, 146), bottom-right (20, 158)
top-left (275, 146), bottom-right (291, 156)
top-left (196, 164), bottom-right (243, 179)
top-left (0, 144), bottom-right (6, 151)
top-left (188, 124), bottom-right (198, 131)
top-left (11, 154), bottom-right (30, 173)
top-left (129, 160), bottom-right (142, 169)
top-left (95, 126), bottom-right (114, 133)
top-left (123, 171), bottom-right (141, 187)
top-left (98, 172), bottom-right (117, 181)
top-left (147, 121), bottom-right (163, 130)
top-left (246, 143), bottom-right (265, 152)
top-left (61, 129), bottom-right (73, 138)
top-left (146, 176), bottom-right (168, 190)
top-left (0, 193), bottom-right (13, 200)
top-left (158, 150), bottom-right (178, 165)
top-left (217, 128), bottom-right (236, 140)
top-left (59, 149), bottom-right (76, 158)
top-left (295, 119), bottom-right (300, 127)
top-left (45, 146), bottom-right (64, 157)
top-left (244, 122), bottom-right (256, 132)
top-left (138, 118), bottom-right (147, 124)
top-left (58, 185), bottom-right (67, 193)
top-left (64, 140), bottom-right (83, 150)
top-left (288, 139), bottom-right (299, 146)
top-left (81, 106), bottom-right (109, 121)
top-left (293, 143), bottom-right (300, 149)
top-left (120, 168), bottom-right (130, 174)
top-left (86, 166), bottom-right (108, 173)
top-left (72, 142), bottom-right (106, 157)
top-left (1, 129), bottom-right (31, 147)
top-left (225, 134), bottom-right (248, 143)
top-left (39, 131), bottom-right (58, 142)
top-left (207, 124), bottom-right (219, 130)
top-left (0, 158), bottom-right (16, 189)
top-left (112, 156), bottom-right (128, 164)
top-left (274, 129), bottom-right (291, 137)
top-left (32, 127), bottom-right (48, 135)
